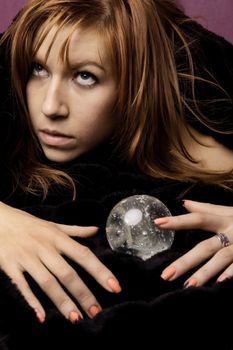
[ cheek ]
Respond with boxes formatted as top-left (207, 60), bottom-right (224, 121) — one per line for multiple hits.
top-left (26, 84), bottom-right (42, 121)
top-left (77, 87), bottom-right (116, 122)
top-left (92, 88), bottom-right (117, 118)
top-left (26, 85), bottom-right (35, 117)
top-left (83, 111), bottom-right (114, 138)
top-left (88, 96), bottom-right (116, 130)
top-left (78, 100), bottom-right (116, 146)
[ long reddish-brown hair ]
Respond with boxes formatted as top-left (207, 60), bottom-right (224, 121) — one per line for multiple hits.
top-left (1, 0), bottom-right (233, 198)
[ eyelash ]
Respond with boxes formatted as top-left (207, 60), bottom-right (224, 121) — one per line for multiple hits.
top-left (31, 62), bottom-right (48, 77)
top-left (75, 71), bottom-right (98, 87)
top-left (30, 62), bottom-right (99, 88)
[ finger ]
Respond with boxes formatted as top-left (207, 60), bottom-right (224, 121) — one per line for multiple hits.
top-left (41, 248), bottom-right (102, 318)
top-left (184, 244), bottom-right (233, 286)
top-left (4, 266), bottom-right (46, 323)
top-left (155, 212), bottom-right (224, 233)
top-left (161, 235), bottom-right (221, 281)
top-left (183, 200), bottom-right (233, 216)
top-left (56, 236), bottom-right (121, 293)
top-left (55, 224), bottom-right (99, 237)
top-left (25, 258), bottom-right (83, 321)
top-left (217, 260), bottom-right (233, 283)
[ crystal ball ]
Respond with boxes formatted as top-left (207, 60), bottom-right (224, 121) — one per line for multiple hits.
top-left (106, 195), bottom-right (175, 260)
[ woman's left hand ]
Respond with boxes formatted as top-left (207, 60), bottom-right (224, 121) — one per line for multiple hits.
top-left (155, 200), bottom-right (233, 287)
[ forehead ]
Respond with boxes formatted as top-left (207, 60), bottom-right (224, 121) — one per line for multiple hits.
top-left (34, 25), bottom-right (109, 67)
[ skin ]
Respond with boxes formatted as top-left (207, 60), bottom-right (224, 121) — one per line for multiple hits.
top-left (0, 26), bottom-right (121, 323)
top-left (27, 26), bottom-right (117, 163)
top-left (157, 130), bottom-right (233, 286)
top-left (1, 22), bottom-right (233, 324)
top-left (156, 201), bottom-right (233, 286)
top-left (27, 25), bottom-right (233, 291)
top-left (179, 127), bottom-right (233, 173)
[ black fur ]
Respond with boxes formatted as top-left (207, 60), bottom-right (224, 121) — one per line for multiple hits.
top-left (0, 19), bottom-right (233, 350)
top-left (0, 158), bottom-right (232, 349)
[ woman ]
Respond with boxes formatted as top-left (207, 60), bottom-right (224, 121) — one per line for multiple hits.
top-left (0, 0), bottom-right (232, 335)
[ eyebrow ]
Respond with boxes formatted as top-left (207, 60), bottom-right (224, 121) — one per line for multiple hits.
top-left (69, 60), bottom-right (106, 72)
top-left (34, 54), bottom-right (106, 71)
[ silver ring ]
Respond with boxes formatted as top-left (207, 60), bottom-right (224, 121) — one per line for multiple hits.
top-left (215, 233), bottom-right (230, 248)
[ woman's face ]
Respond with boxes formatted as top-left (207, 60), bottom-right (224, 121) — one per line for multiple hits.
top-left (26, 26), bottom-right (117, 163)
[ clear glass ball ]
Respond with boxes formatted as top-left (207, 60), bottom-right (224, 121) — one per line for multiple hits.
top-left (106, 195), bottom-right (175, 260)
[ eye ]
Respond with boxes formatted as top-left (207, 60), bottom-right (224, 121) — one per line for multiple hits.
top-left (31, 62), bottom-right (48, 78)
top-left (75, 71), bottom-right (98, 87)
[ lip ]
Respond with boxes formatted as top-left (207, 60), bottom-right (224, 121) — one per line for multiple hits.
top-left (38, 129), bottom-right (76, 147)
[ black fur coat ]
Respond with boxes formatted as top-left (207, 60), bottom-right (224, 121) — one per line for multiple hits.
top-left (0, 153), bottom-right (232, 350)
top-left (0, 21), bottom-right (233, 350)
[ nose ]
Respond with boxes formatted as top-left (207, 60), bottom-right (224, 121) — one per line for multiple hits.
top-left (41, 78), bottom-right (69, 119)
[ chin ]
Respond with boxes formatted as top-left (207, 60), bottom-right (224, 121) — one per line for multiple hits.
top-left (44, 150), bottom-right (79, 163)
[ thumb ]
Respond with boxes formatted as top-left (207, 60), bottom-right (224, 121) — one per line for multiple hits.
top-left (55, 224), bottom-right (99, 237)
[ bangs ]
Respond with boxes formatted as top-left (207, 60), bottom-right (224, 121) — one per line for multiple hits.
top-left (4, 0), bottom-right (127, 119)
top-left (32, 13), bottom-right (82, 64)
top-left (31, 14), bottom-right (117, 79)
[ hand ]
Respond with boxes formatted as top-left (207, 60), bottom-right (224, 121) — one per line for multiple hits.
top-left (0, 202), bottom-right (121, 322)
top-left (155, 200), bottom-right (233, 287)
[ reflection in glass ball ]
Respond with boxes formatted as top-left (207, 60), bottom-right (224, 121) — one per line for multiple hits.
top-left (106, 195), bottom-right (175, 260)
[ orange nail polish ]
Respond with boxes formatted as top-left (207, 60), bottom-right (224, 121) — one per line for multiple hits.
top-left (154, 217), bottom-right (169, 225)
top-left (217, 274), bottom-right (230, 283)
top-left (89, 305), bottom-right (101, 318)
top-left (184, 278), bottom-right (198, 288)
top-left (160, 266), bottom-right (176, 280)
top-left (34, 308), bottom-right (45, 324)
top-left (108, 278), bottom-right (122, 293)
top-left (69, 311), bottom-right (81, 323)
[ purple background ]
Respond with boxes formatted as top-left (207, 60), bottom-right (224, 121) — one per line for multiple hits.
top-left (0, 0), bottom-right (232, 43)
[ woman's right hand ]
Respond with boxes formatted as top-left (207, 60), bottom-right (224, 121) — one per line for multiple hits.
top-left (0, 202), bottom-right (121, 323)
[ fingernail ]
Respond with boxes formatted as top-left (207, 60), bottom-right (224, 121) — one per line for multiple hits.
top-left (107, 278), bottom-right (122, 293)
top-left (69, 311), bottom-right (82, 323)
top-left (182, 199), bottom-right (193, 207)
top-left (217, 274), bottom-right (230, 283)
top-left (184, 278), bottom-right (198, 288)
top-left (154, 217), bottom-right (169, 225)
top-left (34, 308), bottom-right (45, 324)
top-left (160, 266), bottom-right (176, 280)
top-left (89, 305), bottom-right (101, 318)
